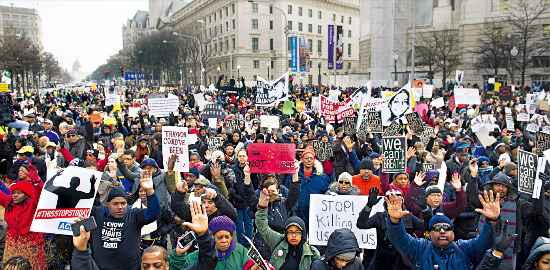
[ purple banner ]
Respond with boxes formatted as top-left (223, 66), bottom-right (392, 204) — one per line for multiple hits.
top-left (336, 26), bottom-right (343, 70)
top-left (328, 25), bottom-right (334, 70)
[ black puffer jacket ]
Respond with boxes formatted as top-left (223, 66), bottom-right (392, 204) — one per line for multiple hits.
top-left (524, 237), bottom-right (550, 270)
top-left (310, 228), bottom-right (363, 270)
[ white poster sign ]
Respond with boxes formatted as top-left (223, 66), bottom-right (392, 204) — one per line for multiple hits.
top-left (162, 126), bottom-right (189, 172)
top-left (148, 96), bottom-right (179, 117)
top-left (309, 194), bottom-right (377, 249)
top-left (31, 167), bottom-right (103, 235)
top-left (260, 115), bottom-right (280, 129)
top-left (356, 88), bottom-right (414, 127)
top-left (454, 88), bottom-right (480, 105)
top-left (255, 73), bottom-right (289, 106)
top-left (431, 97), bottom-right (444, 108)
top-left (128, 107), bottom-right (140, 118)
top-left (105, 94), bottom-right (120, 107)
top-left (422, 85), bottom-right (434, 98)
top-left (311, 96), bottom-right (320, 112)
top-left (194, 93), bottom-right (207, 110)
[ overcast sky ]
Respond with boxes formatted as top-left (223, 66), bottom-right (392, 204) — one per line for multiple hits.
top-left (11, 0), bottom-right (149, 76)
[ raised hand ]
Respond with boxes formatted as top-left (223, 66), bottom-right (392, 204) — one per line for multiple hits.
top-left (343, 137), bottom-right (355, 152)
top-left (182, 200), bottom-right (209, 236)
top-left (210, 161), bottom-right (222, 180)
top-left (475, 190), bottom-right (500, 221)
top-left (176, 180), bottom-right (188, 193)
top-left (140, 170), bottom-right (154, 194)
top-left (24, 164), bottom-right (41, 183)
top-left (451, 173), bottom-right (462, 191)
top-left (469, 159), bottom-right (479, 178)
top-left (406, 147), bottom-right (416, 160)
top-left (258, 188), bottom-right (270, 208)
top-left (413, 188), bottom-right (428, 210)
top-left (202, 188), bottom-right (217, 200)
top-left (414, 172), bottom-right (426, 186)
top-left (167, 154), bottom-right (177, 172)
top-left (367, 187), bottom-right (380, 207)
top-left (493, 220), bottom-right (518, 254)
top-left (385, 193), bottom-right (410, 223)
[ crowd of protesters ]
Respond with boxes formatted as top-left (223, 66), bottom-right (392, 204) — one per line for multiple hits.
top-left (0, 76), bottom-right (547, 270)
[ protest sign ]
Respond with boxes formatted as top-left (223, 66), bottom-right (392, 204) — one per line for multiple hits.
top-left (133, 98), bottom-right (145, 107)
top-left (313, 141), bottom-right (333, 162)
top-left (162, 126), bottom-right (189, 172)
top-left (243, 236), bottom-right (271, 270)
top-left (405, 112), bottom-right (424, 133)
top-left (454, 88), bottom-right (480, 105)
top-left (105, 94), bottom-right (121, 107)
top-left (320, 96), bottom-right (355, 123)
top-left (365, 111), bottom-right (383, 133)
top-left (382, 121), bottom-right (402, 137)
top-left (423, 163), bottom-right (435, 172)
top-left (527, 94), bottom-right (538, 114)
top-left (247, 143), bottom-right (295, 174)
top-left (538, 100), bottom-right (550, 112)
top-left (194, 93), bottom-right (207, 110)
top-left (148, 96), bottom-right (179, 117)
top-left (283, 101), bottom-right (294, 115)
top-left (311, 96), bottom-right (320, 112)
top-left (527, 123), bottom-right (540, 133)
top-left (343, 116), bottom-right (357, 136)
top-left (208, 118), bottom-right (217, 129)
top-left (506, 114), bottom-right (514, 131)
top-left (536, 132), bottom-right (550, 156)
top-left (255, 73), bottom-right (289, 106)
top-left (381, 136), bottom-right (407, 173)
top-left (356, 88), bottom-right (413, 127)
top-left (488, 77), bottom-right (496, 84)
top-left (475, 126), bottom-right (497, 147)
top-left (207, 137), bottom-right (223, 152)
top-left (225, 119), bottom-right (238, 133)
top-left (260, 115), bottom-right (280, 129)
top-left (486, 90), bottom-right (499, 99)
top-left (422, 85), bottom-right (433, 98)
top-left (201, 104), bottom-right (226, 120)
top-left (517, 149), bottom-right (537, 196)
top-left (128, 107), bottom-right (140, 118)
top-left (413, 80), bottom-right (426, 89)
top-left (456, 70), bottom-right (464, 83)
top-left (296, 100), bottom-right (306, 111)
top-left (31, 167), bottom-right (103, 235)
top-left (329, 90), bottom-right (340, 101)
top-left (309, 194), bottom-right (377, 249)
top-left (431, 97), bottom-right (444, 108)
top-left (499, 86), bottom-right (513, 101)
top-left (88, 113), bottom-right (102, 124)
top-left (422, 127), bottom-right (434, 145)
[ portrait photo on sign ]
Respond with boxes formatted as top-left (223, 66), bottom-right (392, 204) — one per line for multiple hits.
top-left (381, 89), bottom-right (413, 126)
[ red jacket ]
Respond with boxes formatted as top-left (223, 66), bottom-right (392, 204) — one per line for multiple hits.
top-left (60, 147), bottom-right (109, 171)
top-left (0, 180), bottom-right (44, 246)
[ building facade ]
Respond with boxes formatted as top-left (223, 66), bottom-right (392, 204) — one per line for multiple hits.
top-left (157, 0), bottom-right (360, 86)
top-left (360, 0), bottom-right (550, 87)
top-left (122, 10), bottom-right (155, 50)
top-left (0, 5), bottom-right (42, 48)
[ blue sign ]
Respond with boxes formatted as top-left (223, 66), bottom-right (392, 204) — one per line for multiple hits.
top-left (124, 72), bottom-right (145, 81)
top-left (291, 36), bottom-right (298, 72)
top-left (58, 221), bottom-right (72, 231)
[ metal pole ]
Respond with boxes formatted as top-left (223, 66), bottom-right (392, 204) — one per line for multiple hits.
top-left (255, 2), bottom-right (288, 73)
top-left (394, 60), bottom-right (398, 82)
top-left (410, 0), bottom-right (416, 82)
top-left (318, 61), bottom-right (321, 85)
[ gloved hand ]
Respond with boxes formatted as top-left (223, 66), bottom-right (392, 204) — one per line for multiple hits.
top-left (258, 188), bottom-right (270, 209)
top-left (367, 187), bottom-right (380, 207)
top-left (413, 188), bottom-right (428, 210)
top-left (59, 136), bottom-right (65, 149)
top-left (493, 220), bottom-right (518, 253)
top-left (24, 164), bottom-right (41, 183)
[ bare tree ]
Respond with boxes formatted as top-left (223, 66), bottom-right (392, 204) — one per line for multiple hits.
top-left (432, 29), bottom-right (460, 89)
top-left (471, 20), bottom-right (515, 78)
top-left (416, 32), bottom-right (441, 85)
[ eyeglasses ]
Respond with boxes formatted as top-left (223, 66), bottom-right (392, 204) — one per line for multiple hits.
top-left (286, 231), bottom-right (302, 236)
top-left (428, 194), bottom-right (442, 198)
top-left (480, 161), bottom-right (490, 166)
top-left (66, 134), bottom-right (76, 138)
top-left (338, 181), bottom-right (350, 185)
top-left (430, 224), bottom-right (453, 232)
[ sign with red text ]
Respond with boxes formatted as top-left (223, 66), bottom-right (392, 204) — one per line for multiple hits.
top-left (31, 166), bottom-right (102, 235)
top-left (320, 96), bottom-right (355, 123)
top-left (247, 143), bottom-right (296, 174)
top-left (162, 126), bottom-right (189, 172)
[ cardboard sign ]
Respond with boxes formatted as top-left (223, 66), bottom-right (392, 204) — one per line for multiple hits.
top-left (283, 101), bottom-right (294, 115)
top-left (363, 111), bottom-right (383, 133)
top-left (381, 136), bottom-right (407, 173)
top-left (255, 73), bottom-right (289, 106)
top-left (536, 132), bottom-right (550, 156)
top-left (506, 114), bottom-right (515, 131)
top-left (343, 116), bottom-right (357, 136)
top-left (517, 149), bottom-right (537, 196)
top-left (475, 126), bottom-right (497, 148)
top-left (488, 78), bottom-right (495, 84)
top-left (207, 137), bottom-right (223, 152)
top-left (202, 104), bottom-right (226, 120)
top-left (105, 94), bottom-right (121, 107)
top-left (194, 93), bottom-right (207, 110)
top-left (162, 126), bottom-right (189, 172)
top-left (247, 143), bottom-right (296, 174)
top-left (423, 163), bottom-right (435, 172)
top-left (454, 88), bottom-right (480, 105)
top-left (431, 97), bottom-right (444, 108)
top-left (208, 118), bottom-right (217, 129)
top-left (225, 119), bottom-right (238, 133)
top-left (30, 167), bottom-right (103, 235)
top-left (296, 100), bottom-right (306, 111)
top-left (422, 85), bottom-right (433, 98)
top-left (148, 96), bottom-right (179, 117)
top-left (486, 90), bottom-right (499, 99)
top-left (422, 127), bottom-right (434, 145)
top-left (405, 112), bottom-right (424, 133)
top-left (499, 86), bottom-right (513, 101)
top-left (309, 194), bottom-right (377, 249)
top-left (244, 236), bottom-right (271, 270)
top-left (260, 115), bottom-right (280, 129)
top-left (313, 141), bottom-right (333, 162)
top-left (382, 121), bottom-right (402, 137)
top-left (89, 113), bottom-right (102, 124)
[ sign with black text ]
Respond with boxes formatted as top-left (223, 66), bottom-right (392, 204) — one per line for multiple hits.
top-left (343, 116), bottom-right (357, 136)
top-left (499, 86), bottom-right (513, 101)
top-left (162, 126), bottom-right (189, 172)
top-left (517, 149), bottom-right (537, 196)
top-left (381, 136), bottom-right (407, 173)
top-left (255, 73), bottom-right (289, 106)
top-left (405, 112), bottom-right (424, 133)
top-left (365, 111), bottom-right (383, 133)
top-left (207, 137), bottom-right (223, 153)
top-left (423, 163), bottom-right (435, 172)
top-left (313, 141), bottom-right (333, 162)
top-left (382, 121), bottom-right (402, 137)
top-left (422, 127), bottom-right (434, 145)
top-left (202, 104), bottom-right (226, 120)
top-left (247, 143), bottom-right (295, 174)
top-left (536, 132), bottom-right (550, 156)
top-left (225, 119), bottom-right (238, 134)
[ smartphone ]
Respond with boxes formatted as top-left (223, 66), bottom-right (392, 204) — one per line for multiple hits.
top-left (177, 231), bottom-right (196, 250)
top-left (71, 217), bottom-right (97, 236)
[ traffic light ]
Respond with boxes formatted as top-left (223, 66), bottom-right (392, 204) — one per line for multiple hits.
top-left (119, 67), bottom-right (124, 77)
top-left (104, 71), bottom-right (108, 79)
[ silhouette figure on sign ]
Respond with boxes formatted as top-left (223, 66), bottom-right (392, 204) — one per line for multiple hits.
top-left (45, 171), bottom-right (97, 209)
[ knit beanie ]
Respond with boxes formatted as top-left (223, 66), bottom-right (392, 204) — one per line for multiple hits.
top-left (209, 215), bottom-right (236, 235)
top-left (502, 136), bottom-right (511, 144)
top-left (10, 180), bottom-right (34, 197)
top-left (425, 184), bottom-right (442, 197)
top-left (504, 162), bottom-right (518, 173)
top-left (369, 152), bottom-right (380, 160)
top-left (107, 186), bottom-right (126, 202)
top-left (338, 172), bottom-right (353, 182)
top-left (429, 213), bottom-right (453, 228)
top-left (360, 158), bottom-right (374, 171)
top-left (477, 156), bottom-right (490, 166)
top-left (301, 146), bottom-right (315, 159)
top-left (189, 166), bottom-right (200, 179)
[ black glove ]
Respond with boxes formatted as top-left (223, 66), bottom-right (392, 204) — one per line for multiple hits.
top-left (493, 220), bottom-right (518, 253)
top-left (413, 188), bottom-right (428, 210)
top-left (59, 136), bottom-right (65, 149)
top-left (150, 230), bottom-right (160, 239)
top-left (367, 187), bottom-right (379, 207)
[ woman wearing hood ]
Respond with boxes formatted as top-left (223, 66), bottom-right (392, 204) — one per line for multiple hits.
top-left (255, 188), bottom-right (320, 270)
top-left (523, 237), bottom-right (550, 270)
top-left (326, 172), bottom-right (361, 196)
top-left (310, 228), bottom-right (363, 270)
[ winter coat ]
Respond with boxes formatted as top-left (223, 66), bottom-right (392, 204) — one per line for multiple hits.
top-left (170, 239), bottom-right (250, 270)
top-left (386, 216), bottom-right (494, 270)
top-left (524, 237), bottom-right (550, 270)
top-left (404, 181), bottom-right (467, 220)
top-left (325, 182), bottom-right (361, 196)
top-left (171, 189), bottom-right (238, 222)
top-left (475, 250), bottom-right (503, 270)
top-left (255, 208), bottom-right (320, 270)
top-left (231, 162), bottom-right (258, 209)
top-left (116, 160), bottom-right (170, 206)
top-left (59, 147), bottom-right (109, 172)
top-left (284, 160), bottom-right (331, 223)
top-left (7, 156), bottom-right (47, 183)
top-left (310, 228), bottom-right (363, 270)
top-left (445, 153), bottom-right (472, 183)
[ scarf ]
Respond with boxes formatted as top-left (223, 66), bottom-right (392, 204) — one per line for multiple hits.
top-left (225, 154), bottom-right (234, 163)
top-left (280, 239), bottom-right (305, 270)
top-left (477, 198), bottom-right (516, 258)
top-left (18, 154), bottom-right (34, 164)
top-left (218, 240), bottom-right (236, 260)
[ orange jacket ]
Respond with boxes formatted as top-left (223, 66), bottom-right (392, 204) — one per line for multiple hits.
top-left (352, 174), bottom-right (383, 196)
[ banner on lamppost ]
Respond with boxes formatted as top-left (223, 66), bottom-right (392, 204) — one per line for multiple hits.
top-left (299, 36), bottom-right (310, 72)
top-left (328, 25), bottom-right (334, 70)
top-left (336, 26), bottom-right (343, 70)
top-left (291, 36), bottom-right (298, 72)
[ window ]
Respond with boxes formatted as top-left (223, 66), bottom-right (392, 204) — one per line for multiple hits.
top-left (252, 3), bottom-right (258, 13)
top-left (226, 7), bottom-right (228, 16)
top-left (214, 43), bottom-right (218, 52)
top-left (253, 75), bottom-right (258, 81)
top-left (209, 15), bottom-right (211, 23)
top-left (288, 5), bottom-right (292, 14)
top-left (253, 60), bottom-right (259, 68)
top-left (220, 10), bottom-right (222, 19)
top-left (348, 17), bottom-right (352, 24)
top-left (308, 24), bottom-right (312, 33)
top-left (288, 37), bottom-right (292, 51)
top-left (11, 21), bottom-right (17, 26)
top-left (232, 38), bottom-right (235, 49)
top-left (299, 7), bottom-right (302, 16)
top-left (226, 22), bottom-right (229, 31)
top-left (544, 24), bottom-right (550, 37)
top-left (288, 21), bottom-right (293, 30)
top-left (533, 56), bottom-right (550, 68)
top-left (544, 0), bottom-right (550, 6)
top-left (252, 19), bottom-right (258, 29)
top-left (232, 19), bottom-right (235, 29)
top-left (220, 42), bottom-right (223, 52)
top-left (226, 40), bottom-right (229, 51)
top-left (317, 40), bottom-right (322, 53)
top-left (252, 38), bottom-right (259, 50)
top-left (270, 5), bottom-right (273, 14)
top-left (347, 62), bottom-right (351, 69)
top-left (288, 59), bottom-right (292, 68)
top-left (308, 9), bottom-right (312, 17)
top-left (270, 38), bottom-right (274, 50)
top-left (270, 20), bottom-right (273, 30)
top-left (332, 14), bottom-right (336, 22)
top-left (341, 15), bottom-right (344, 23)
top-left (348, 44), bottom-right (351, 56)
top-left (308, 39), bottom-right (313, 52)
top-left (214, 13), bottom-right (216, 21)
top-left (298, 22), bottom-right (303, 31)
top-left (348, 30), bottom-right (351, 38)
top-left (318, 25), bottom-right (322, 34)
top-left (232, 3), bottom-right (235, 13)
top-left (318, 11), bottom-right (322, 19)
top-left (492, 0), bottom-right (508, 11)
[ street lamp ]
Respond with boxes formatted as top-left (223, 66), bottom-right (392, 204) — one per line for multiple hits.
top-left (510, 46), bottom-right (518, 86)
top-left (237, 65), bottom-right (241, 86)
top-left (217, 65), bottom-right (220, 78)
top-left (173, 32), bottom-right (204, 85)
top-left (317, 57), bottom-right (322, 85)
top-left (267, 61), bottom-right (271, 79)
top-left (248, 0), bottom-right (289, 73)
top-left (393, 51), bottom-right (399, 83)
